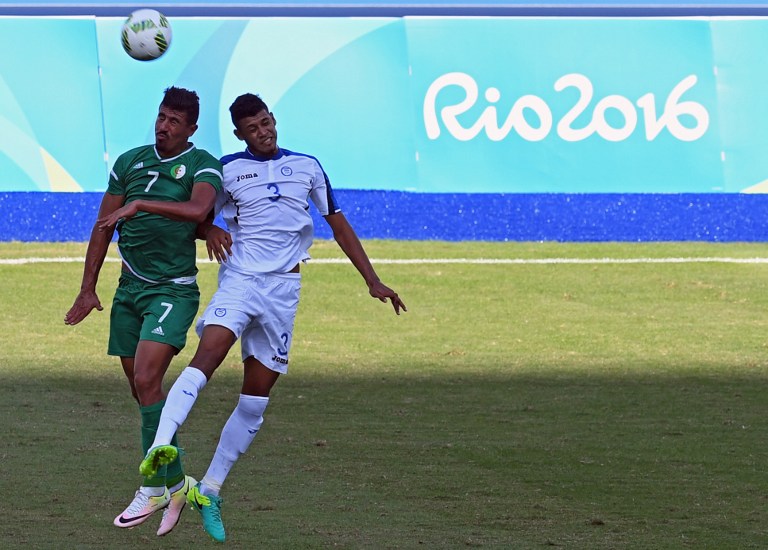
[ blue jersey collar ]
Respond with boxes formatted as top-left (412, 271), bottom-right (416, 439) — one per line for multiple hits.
top-left (245, 147), bottom-right (283, 162)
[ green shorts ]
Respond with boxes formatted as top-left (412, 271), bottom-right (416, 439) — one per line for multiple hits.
top-left (108, 272), bottom-right (200, 357)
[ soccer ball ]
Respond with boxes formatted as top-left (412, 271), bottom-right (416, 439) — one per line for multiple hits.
top-left (121, 9), bottom-right (172, 61)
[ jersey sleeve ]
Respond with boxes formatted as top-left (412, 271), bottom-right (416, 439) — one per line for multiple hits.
top-left (106, 152), bottom-right (130, 196)
top-left (213, 187), bottom-right (229, 217)
top-left (193, 151), bottom-right (224, 194)
top-left (308, 159), bottom-right (341, 216)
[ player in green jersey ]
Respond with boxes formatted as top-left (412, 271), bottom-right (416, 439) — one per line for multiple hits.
top-left (65, 87), bottom-right (223, 536)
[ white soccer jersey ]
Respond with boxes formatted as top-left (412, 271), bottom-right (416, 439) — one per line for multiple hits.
top-left (216, 147), bottom-right (341, 274)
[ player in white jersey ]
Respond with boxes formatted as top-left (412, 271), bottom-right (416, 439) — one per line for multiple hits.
top-left (139, 93), bottom-right (407, 542)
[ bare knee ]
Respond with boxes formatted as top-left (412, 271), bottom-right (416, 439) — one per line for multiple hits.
top-left (133, 368), bottom-right (164, 403)
top-left (243, 358), bottom-right (280, 396)
top-left (190, 324), bottom-right (236, 379)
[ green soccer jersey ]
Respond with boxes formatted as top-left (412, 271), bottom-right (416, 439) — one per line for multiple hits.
top-left (107, 144), bottom-right (223, 283)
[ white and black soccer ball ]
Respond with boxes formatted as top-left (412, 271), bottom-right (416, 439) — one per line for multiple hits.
top-left (121, 9), bottom-right (172, 61)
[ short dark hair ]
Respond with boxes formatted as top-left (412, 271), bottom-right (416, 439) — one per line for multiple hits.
top-left (229, 93), bottom-right (270, 127)
top-left (161, 86), bottom-right (200, 125)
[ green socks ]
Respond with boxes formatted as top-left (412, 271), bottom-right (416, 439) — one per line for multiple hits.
top-left (139, 400), bottom-right (184, 487)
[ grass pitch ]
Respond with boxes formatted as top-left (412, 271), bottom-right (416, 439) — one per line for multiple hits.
top-left (1, 240), bottom-right (768, 549)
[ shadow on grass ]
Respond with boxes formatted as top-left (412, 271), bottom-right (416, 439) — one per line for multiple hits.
top-left (2, 366), bottom-right (766, 549)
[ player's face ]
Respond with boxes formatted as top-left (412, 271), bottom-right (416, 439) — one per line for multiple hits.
top-left (155, 105), bottom-right (197, 158)
top-left (234, 110), bottom-right (278, 157)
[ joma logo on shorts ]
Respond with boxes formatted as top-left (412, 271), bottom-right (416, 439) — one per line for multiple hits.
top-left (271, 355), bottom-right (288, 365)
top-left (236, 172), bottom-right (258, 182)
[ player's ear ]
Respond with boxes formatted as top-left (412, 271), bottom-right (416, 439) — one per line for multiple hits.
top-left (270, 113), bottom-right (276, 126)
top-left (189, 123), bottom-right (198, 136)
top-left (233, 128), bottom-right (245, 142)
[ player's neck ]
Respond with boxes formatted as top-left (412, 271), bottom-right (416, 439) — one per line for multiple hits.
top-left (157, 142), bottom-right (191, 159)
top-left (247, 146), bottom-right (279, 160)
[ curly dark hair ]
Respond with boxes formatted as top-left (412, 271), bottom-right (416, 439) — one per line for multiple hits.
top-left (229, 93), bottom-right (270, 128)
top-left (161, 86), bottom-right (200, 125)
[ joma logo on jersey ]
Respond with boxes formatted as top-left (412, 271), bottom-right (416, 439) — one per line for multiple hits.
top-left (271, 355), bottom-right (288, 365)
top-left (236, 172), bottom-right (258, 182)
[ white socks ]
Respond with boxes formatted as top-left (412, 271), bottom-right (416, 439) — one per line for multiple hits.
top-left (150, 369), bottom-right (269, 498)
top-left (152, 366), bottom-right (208, 448)
top-left (201, 394), bottom-right (269, 496)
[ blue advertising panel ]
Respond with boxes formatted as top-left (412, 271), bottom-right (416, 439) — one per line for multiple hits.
top-left (5, 15), bottom-right (768, 197)
top-left (710, 19), bottom-right (768, 193)
top-left (224, 18), bottom-right (416, 191)
top-left (0, 17), bottom-right (105, 192)
top-left (96, 17), bottom-right (248, 166)
top-left (97, 16), bottom-right (417, 192)
top-left (407, 18), bottom-right (722, 193)
top-left (6, 14), bottom-right (768, 241)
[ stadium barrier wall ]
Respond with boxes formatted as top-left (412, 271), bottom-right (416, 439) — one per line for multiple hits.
top-left (4, 191), bottom-right (768, 242)
top-left (2, 15), bottom-right (768, 241)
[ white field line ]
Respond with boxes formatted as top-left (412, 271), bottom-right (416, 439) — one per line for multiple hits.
top-left (4, 256), bottom-right (768, 266)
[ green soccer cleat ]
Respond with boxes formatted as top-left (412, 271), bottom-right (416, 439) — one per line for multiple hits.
top-left (139, 444), bottom-right (179, 478)
top-left (187, 482), bottom-right (225, 543)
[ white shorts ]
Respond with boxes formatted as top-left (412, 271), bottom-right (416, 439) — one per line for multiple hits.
top-left (196, 267), bottom-right (301, 374)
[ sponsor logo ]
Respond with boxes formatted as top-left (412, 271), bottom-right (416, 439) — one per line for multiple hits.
top-left (190, 490), bottom-right (206, 510)
top-left (248, 428), bottom-right (258, 434)
top-left (280, 166), bottom-right (292, 176)
top-left (171, 164), bottom-right (186, 179)
top-left (271, 355), bottom-right (289, 365)
top-left (214, 308), bottom-right (226, 317)
top-left (116, 511), bottom-right (153, 524)
top-left (182, 390), bottom-right (194, 397)
top-left (132, 161), bottom-right (144, 170)
top-left (236, 172), bottom-right (258, 182)
top-left (151, 326), bottom-right (165, 336)
top-left (424, 72), bottom-right (709, 143)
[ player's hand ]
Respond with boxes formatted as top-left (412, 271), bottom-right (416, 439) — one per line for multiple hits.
top-left (64, 290), bottom-right (103, 325)
top-left (368, 280), bottom-right (407, 315)
top-left (97, 201), bottom-right (139, 231)
top-left (206, 225), bottom-right (233, 263)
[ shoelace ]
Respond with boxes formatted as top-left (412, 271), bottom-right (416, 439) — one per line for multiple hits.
top-left (209, 498), bottom-right (223, 521)
top-left (127, 490), bottom-right (167, 515)
top-left (125, 491), bottom-right (151, 515)
top-left (196, 492), bottom-right (222, 514)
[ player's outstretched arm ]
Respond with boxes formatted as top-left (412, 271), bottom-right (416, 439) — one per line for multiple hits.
top-left (65, 192), bottom-right (123, 325)
top-left (324, 212), bottom-right (407, 315)
top-left (96, 181), bottom-right (217, 230)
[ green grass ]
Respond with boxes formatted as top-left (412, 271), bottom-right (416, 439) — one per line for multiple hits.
top-left (2, 241), bottom-right (768, 548)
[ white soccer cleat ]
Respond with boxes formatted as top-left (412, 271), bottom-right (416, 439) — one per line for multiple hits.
top-left (113, 487), bottom-right (170, 528)
top-left (157, 475), bottom-right (196, 536)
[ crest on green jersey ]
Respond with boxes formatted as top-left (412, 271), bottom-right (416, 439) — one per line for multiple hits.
top-left (171, 164), bottom-right (186, 179)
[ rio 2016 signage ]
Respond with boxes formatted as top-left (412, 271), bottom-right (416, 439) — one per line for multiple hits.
top-left (4, 16), bottom-right (768, 197)
top-left (406, 17), bottom-right (768, 194)
top-left (424, 72), bottom-right (710, 143)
